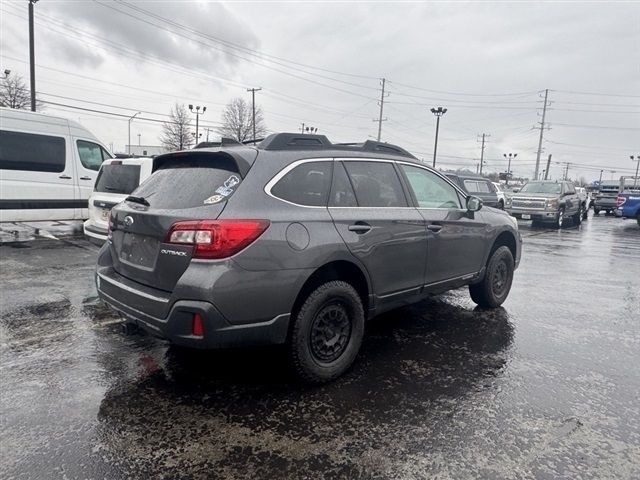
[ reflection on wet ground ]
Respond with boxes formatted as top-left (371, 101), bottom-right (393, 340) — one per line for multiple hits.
top-left (1, 214), bottom-right (639, 479)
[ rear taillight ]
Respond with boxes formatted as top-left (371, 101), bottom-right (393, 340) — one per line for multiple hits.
top-left (165, 220), bottom-right (270, 259)
top-left (616, 196), bottom-right (626, 207)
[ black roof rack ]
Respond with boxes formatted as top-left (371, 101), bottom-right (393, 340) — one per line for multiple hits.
top-left (257, 133), bottom-right (416, 159)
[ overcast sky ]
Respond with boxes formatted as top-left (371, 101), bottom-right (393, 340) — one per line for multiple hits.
top-left (2, 0), bottom-right (639, 181)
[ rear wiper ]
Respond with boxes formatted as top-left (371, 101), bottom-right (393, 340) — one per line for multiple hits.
top-left (125, 195), bottom-right (150, 207)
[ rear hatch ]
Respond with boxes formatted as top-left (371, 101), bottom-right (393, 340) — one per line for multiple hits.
top-left (90, 161), bottom-right (142, 227)
top-left (108, 151), bottom-right (248, 292)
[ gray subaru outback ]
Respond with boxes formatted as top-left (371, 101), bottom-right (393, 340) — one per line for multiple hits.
top-left (96, 133), bottom-right (521, 383)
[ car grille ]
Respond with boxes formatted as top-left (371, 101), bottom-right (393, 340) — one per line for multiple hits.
top-left (512, 198), bottom-right (546, 209)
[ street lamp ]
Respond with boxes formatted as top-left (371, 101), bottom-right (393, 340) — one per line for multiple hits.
top-left (189, 104), bottom-right (206, 142)
top-left (128, 111), bottom-right (141, 154)
top-left (430, 107), bottom-right (447, 168)
top-left (305, 126), bottom-right (318, 134)
top-left (502, 153), bottom-right (517, 186)
top-left (2, 69), bottom-right (10, 79)
top-left (631, 155), bottom-right (640, 188)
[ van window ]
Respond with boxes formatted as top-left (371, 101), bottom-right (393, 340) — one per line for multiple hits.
top-left (271, 161), bottom-right (332, 206)
top-left (77, 140), bottom-right (110, 171)
top-left (344, 161), bottom-right (408, 207)
top-left (95, 164), bottom-right (141, 195)
top-left (0, 130), bottom-right (66, 172)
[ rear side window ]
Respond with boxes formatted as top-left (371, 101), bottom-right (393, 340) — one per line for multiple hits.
top-left (77, 140), bottom-right (110, 171)
top-left (329, 162), bottom-right (357, 207)
top-left (344, 161), bottom-right (408, 207)
top-left (271, 161), bottom-right (332, 206)
top-left (134, 154), bottom-right (241, 209)
top-left (95, 164), bottom-right (141, 194)
top-left (0, 130), bottom-right (66, 172)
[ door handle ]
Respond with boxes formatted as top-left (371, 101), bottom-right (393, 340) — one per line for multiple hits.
top-left (80, 176), bottom-right (92, 181)
top-left (58, 175), bottom-right (72, 180)
top-left (348, 223), bottom-right (371, 234)
top-left (427, 224), bottom-right (443, 233)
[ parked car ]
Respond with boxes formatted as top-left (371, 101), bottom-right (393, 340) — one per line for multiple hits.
top-left (616, 192), bottom-right (640, 226)
top-left (84, 157), bottom-right (154, 245)
top-left (0, 107), bottom-right (112, 223)
top-left (492, 182), bottom-right (506, 209)
top-left (594, 181), bottom-right (620, 215)
top-left (445, 174), bottom-right (502, 208)
top-left (506, 180), bottom-right (584, 228)
top-left (96, 133), bottom-right (521, 383)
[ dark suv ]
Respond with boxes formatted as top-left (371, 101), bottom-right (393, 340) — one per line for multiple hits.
top-left (96, 133), bottom-right (521, 383)
top-left (445, 174), bottom-right (502, 209)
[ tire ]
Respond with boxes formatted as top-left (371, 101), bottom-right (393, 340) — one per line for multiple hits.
top-left (469, 245), bottom-right (515, 308)
top-left (498, 200), bottom-right (504, 210)
top-left (573, 207), bottom-right (582, 226)
top-left (288, 280), bottom-right (364, 383)
top-left (637, 213), bottom-right (640, 227)
top-left (555, 207), bottom-right (566, 229)
top-left (594, 207), bottom-right (600, 215)
top-left (582, 204), bottom-right (588, 220)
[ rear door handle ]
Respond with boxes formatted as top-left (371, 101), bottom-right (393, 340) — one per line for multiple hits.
top-left (58, 175), bottom-right (72, 179)
top-left (348, 223), bottom-right (372, 234)
top-left (427, 224), bottom-right (443, 233)
top-left (80, 176), bottom-right (92, 181)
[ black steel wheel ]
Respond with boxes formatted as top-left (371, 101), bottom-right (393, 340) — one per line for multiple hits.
top-left (289, 280), bottom-right (364, 383)
top-left (469, 245), bottom-right (515, 308)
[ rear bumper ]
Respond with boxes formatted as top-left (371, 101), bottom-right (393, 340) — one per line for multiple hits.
top-left (84, 221), bottom-right (107, 245)
top-left (96, 267), bottom-right (290, 349)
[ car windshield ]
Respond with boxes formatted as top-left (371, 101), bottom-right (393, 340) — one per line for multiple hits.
top-left (519, 182), bottom-right (561, 194)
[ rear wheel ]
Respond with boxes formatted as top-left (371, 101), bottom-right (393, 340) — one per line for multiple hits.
top-left (582, 204), bottom-right (588, 220)
top-left (498, 200), bottom-right (504, 210)
top-left (288, 281), bottom-right (364, 383)
top-left (594, 207), bottom-right (600, 215)
top-left (573, 207), bottom-right (582, 226)
top-left (469, 246), bottom-right (515, 308)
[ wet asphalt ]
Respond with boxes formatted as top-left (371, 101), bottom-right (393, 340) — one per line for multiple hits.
top-left (0, 213), bottom-right (639, 480)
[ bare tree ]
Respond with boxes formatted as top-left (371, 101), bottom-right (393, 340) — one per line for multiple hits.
top-left (217, 97), bottom-right (267, 142)
top-left (160, 103), bottom-right (193, 151)
top-left (0, 73), bottom-right (41, 110)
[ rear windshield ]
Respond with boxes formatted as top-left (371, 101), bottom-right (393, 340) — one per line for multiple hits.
top-left (95, 164), bottom-right (141, 194)
top-left (520, 182), bottom-right (561, 194)
top-left (133, 155), bottom-right (240, 209)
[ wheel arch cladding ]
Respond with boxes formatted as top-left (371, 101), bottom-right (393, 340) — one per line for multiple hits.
top-left (291, 260), bottom-right (370, 321)
top-left (490, 230), bottom-right (517, 260)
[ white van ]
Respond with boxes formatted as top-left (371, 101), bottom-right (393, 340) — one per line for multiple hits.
top-left (84, 157), bottom-right (154, 244)
top-left (0, 107), bottom-right (112, 222)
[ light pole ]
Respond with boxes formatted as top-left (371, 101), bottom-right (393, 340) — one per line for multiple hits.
top-left (28, 0), bottom-right (38, 111)
top-left (128, 111), bottom-right (141, 154)
top-left (188, 104), bottom-right (206, 141)
top-left (430, 107), bottom-right (447, 168)
top-left (631, 155), bottom-right (640, 188)
top-left (137, 133), bottom-right (141, 146)
top-left (502, 153), bottom-right (517, 186)
top-left (598, 169), bottom-right (603, 184)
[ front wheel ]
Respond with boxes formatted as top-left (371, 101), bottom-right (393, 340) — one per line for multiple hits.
top-left (498, 200), bottom-right (504, 210)
top-left (469, 246), bottom-right (515, 308)
top-left (573, 207), bottom-right (582, 226)
top-left (594, 207), bottom-right (600, 215)
top-left (288, 281), bottom-right (364, 383)
top-left (555, 207), bottom-right (566, 229)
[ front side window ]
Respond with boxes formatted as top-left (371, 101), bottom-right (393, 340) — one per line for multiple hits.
top-left (271, 161), bottom-right (332, 206)
top-left (0, 130), bottom-right (66, 172)
top-left (77, 140), bottom-right (109, 171)
top-left (401, 165), bottom-right (462, 209)
top-left (343, 161), bottom-right (408, 207)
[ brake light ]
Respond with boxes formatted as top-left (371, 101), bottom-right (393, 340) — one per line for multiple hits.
top-left (616, 196), bottom-right (626, 207)
top-left (165, 220), bottom-right (270, 259)
top-left (192, 313), bottom-right (204, 337)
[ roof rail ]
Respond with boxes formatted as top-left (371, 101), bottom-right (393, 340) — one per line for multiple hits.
top-left (258, 133), bottom-right (416, 159)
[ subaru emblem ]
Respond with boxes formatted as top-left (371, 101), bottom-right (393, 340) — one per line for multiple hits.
top-left (123, 216), bottom-right (134, 227)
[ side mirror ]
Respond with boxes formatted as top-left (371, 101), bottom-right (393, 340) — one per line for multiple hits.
top-left (512, 188), bottom-right (520, 193)
top-left (467, 195), bottom-right (483, 212)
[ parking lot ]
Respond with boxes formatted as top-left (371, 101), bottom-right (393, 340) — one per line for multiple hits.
top-left (1, 214), bottom-right (639, 479)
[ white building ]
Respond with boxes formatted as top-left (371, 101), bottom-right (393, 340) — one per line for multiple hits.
top-left (125, 145), bottom-right (169, 156)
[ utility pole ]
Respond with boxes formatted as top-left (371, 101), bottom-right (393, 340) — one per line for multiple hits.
top-left (28, 0), bottom-right (38, 111)
top-left (247, 87), bottom-right (262, 141)
top-left (430, 107), bottom-right (447, 169)
top-left (598, 169), bottom-right (604, 184)
top-left (631, 155), bottom-right (640, 188)
top-left (375, 78), bottom-right (387, 141)
top-left (478, 133), bottom-right (490, 175)
top-left (544, 154), bottom-right (552, 180)
top-left (534, 88), bottom-right (550, 180)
